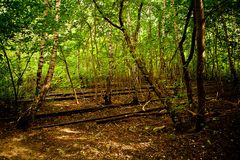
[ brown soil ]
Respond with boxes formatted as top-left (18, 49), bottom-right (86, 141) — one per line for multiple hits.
top-left (0, 83), bottom-right (240, 160)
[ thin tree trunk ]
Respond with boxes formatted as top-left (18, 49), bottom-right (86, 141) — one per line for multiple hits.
top-left (179, 45), bottom-right (193, 104)
top-left (0, 41), bottom-right (18, 106)
top-left (122, 42), bottom-right (139, 104)
top-left (214, 27), bottom-right (224, 99)
top-left (105, 27), bottom-right (113, 105)
top-left (194, 0), bottom-right (206, 131)
top-left (162, 0), bottom-right (166, 38)
top-left (222, 18), bottom-right (238, 83)
top-left (123, 32), bottom-right (164, 103)
top-left (93, 0), bottom-right (167, 107)
top-left (16, 51), bottom-right (34, 98)
top-left (160, 0), bottom-right (166, 75)
top-left (126, 8), bottom-right (139, 104)
top-left (148, 18), bottom-right (153, 80)
top-left (172, 0), bottom-right (179, 48)
top-left (89, 28), bottom-right (98, 99)
top-left (60, 48), bottom-right (79, 104)
top-left (77, 48), bottom-right (82, 82)
top-left (35, 0), bottom-right (61, 110)
top-left (36, 0), bottom-right (49, 96)
top-left (178, 1), bottom-right (194, 104)
top-left (131, 65), bottom-right (140, 104)
top-left (171, 0), bottom-right (180, 82)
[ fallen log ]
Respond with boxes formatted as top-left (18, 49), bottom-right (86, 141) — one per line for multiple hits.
top-left (47, 86), bottom-right (153, 97)
top-left (46, 90), bottom-right (150, 101)
top-left (96, 112), bottom-right (167, 124)
top-left (0, 99), bottom-right (161, 122)
top-left (18, 89), bottom-right (152, 103)
top-left (32, 107), bottom-right (167, 129)
top-left (36, 99), bottom-right (160, 119)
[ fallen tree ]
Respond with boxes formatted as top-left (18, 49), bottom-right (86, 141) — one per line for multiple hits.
top-left (96, 111), bottom-right (167, 124)
top-left (0, 99), bottom-right (160, 122)
top-left (36, 99), bottom-right (160, 119)
top-left (32, 107), bottom-right (167, 129)
top-left (18, 88), bottom-right (153, 103)
top-left (47, 85), bottom-right (153, 97)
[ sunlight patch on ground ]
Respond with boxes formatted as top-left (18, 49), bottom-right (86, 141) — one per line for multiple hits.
top-left (59, 127), bottom-right (81, 134)
top-left (11, 135), bottom-right (24, 142)
top-left (62, 153), bottom-right (79, 158)
top-left (56, 135), bottom-right (88, 140)
top-left (78, 143), bottom-right (134, 159)
top-left (0, 140), bottom-right (46, 159)
top-left (99, 140), bottom-right (152, 151)
top-left (50, 127), bottom-right (153, 159)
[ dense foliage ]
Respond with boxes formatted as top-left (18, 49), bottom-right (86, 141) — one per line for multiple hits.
top-left (0, 0), bottom-right (239, 104)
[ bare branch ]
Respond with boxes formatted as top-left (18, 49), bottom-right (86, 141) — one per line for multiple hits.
top-left (92, 0), bottom-right (122, 30)
top-left (169, 0), bottom-right (193, 64)
top-left (185, 25), bottom-right (196, 67)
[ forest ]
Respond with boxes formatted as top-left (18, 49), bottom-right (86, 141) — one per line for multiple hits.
top-left (0, 0), bottom-right (240, 159)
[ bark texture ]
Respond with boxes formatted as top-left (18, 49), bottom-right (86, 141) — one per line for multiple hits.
top-left (36, 0), bottom-right (49, 95)
top-left (194, 0), bottom-right (206, 131)
top-left (35, 0), bottom-right (61, 110)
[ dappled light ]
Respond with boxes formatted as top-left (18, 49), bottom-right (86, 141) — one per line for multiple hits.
top-left (1, 0), bottom-right (240, 159)
top-left (59, 128), bottom-right (81, 134)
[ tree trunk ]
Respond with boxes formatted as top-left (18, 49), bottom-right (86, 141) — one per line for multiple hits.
top-left (0, 41), bottom-right (18, 107)
top-left (122, 43), bottom-right (139, 104)
top-left (162, 0), bottom-right (166, 38)
top-left (148, 20), bottom-right (153, 79)
top-left (222, 18), bottom-right (238, 83)
top-left (35, 0), bottom-right (61, 110)
top-left (36, 0), bottom-right (49, 96)
top-left (60, 48), bottom-right (79, 104)
top-left (172, 0), bottom-right (179, 48)
top-left (76, 48), bottom-right (83, 83)
top-left (194, 0), bottom-right (206, 131)
top-left (178, 1), bottom-right (194, 104)
top-left (93, 0), bottom-right (167, 107)
top-left (214, 27), bottom-right (224, 99)
top-left (159, 0), bottom-right (166, 76)
top-left (89, 27), bottom-right (98, 99)
top-left (105, 27), bottom-right (113, 105)
top-left (179, 44), bottom-right (193, 104)
top-left (123, 32), bottom-right (164, 103)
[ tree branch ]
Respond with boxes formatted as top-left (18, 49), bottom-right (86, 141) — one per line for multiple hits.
top-left (169, 0), bottom-right (193, 64)
top-left (92, 0), bottom-right (122, 30)
top-left (185, 25), bottom-right (196, 67)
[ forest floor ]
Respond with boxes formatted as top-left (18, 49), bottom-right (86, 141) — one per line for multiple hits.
top-left (0, 81), bottom-right (240, 160)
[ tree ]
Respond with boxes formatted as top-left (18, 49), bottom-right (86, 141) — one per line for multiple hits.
top-left (59, 47), bottom-right (79, 104)
top-left (36, 0), bottom-right (49, 96)
top-left (177, 1), bottom-right (194, 104)
top-left (194, 0), bottom-right (206, 131)
top-left (104, 26), bottom-right (113, 105)
top-left (221, 17), bottom-right (238, 83)
top-left (16, 0), bottom-right (62, 130)
top-left (35, 0), bottom-right (61, 110)
top-left (0, 0), bottom-right (42, 106)
top-left (93, 0), bottom-right (167, 107)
